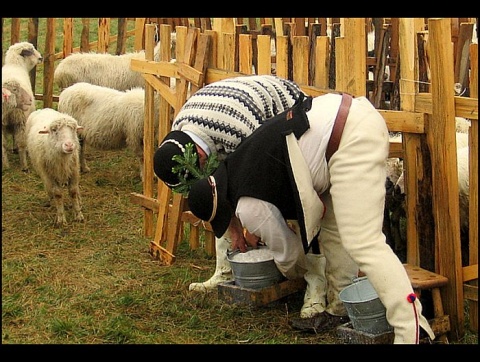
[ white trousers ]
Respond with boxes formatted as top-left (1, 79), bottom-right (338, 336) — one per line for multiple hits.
top-left (326, 97), bottom-right (434, 343)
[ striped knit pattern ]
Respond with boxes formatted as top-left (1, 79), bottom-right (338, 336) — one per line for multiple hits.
top-left (172, 75), bottom-right (305, 159)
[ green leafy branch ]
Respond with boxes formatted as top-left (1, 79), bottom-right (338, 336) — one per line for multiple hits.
top-left (171, 143), bottom-right (219, 196)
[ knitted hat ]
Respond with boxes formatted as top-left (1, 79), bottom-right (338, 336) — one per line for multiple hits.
top-left (153, 130), bottom-right (199, 188)
top-left (188, 162), bottom-right (232, 238)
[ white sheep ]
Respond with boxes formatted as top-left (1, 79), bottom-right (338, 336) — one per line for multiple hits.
top-left (455, 116), bottom-right (471, 135)
top-left (393, 131), bottom-right (470, 230)
top-left (2, 41), bottom-right (43, 171)
top-left (457, 146), bottom-right (470, 231)
top-left (53, 41), bottom-right (168, 91)
top-left (2, 80), bottom-right (33, 170)
top-left (26, 108), bottom-right (84, 227)
top-left (57, 82), bottom-right (159, 180)
top-left (2, 79), bottom-right (32, 112)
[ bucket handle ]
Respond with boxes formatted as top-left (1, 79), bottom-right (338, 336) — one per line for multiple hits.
top-left (352, 276), bottom-right (368, 284)
top-left (226, 241), bottom-right (267, 257)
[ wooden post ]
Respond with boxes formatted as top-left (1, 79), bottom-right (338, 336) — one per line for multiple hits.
top-left (257, 34), bottom-right (271, 75)
top-left (97, 18), bottom-right (110, 53)
top-left (62, 18), bottom-right (73, 58)
top-left (467, 42), bottom-right (478, 332)
top-left (313, 35), bottom-right (330, 89)
top-left (238, 33), bottom-right (253, 74)
top-left (80, 19), bottom-right (90, 52)
top-left (398, 18), bottom-right (422, 266)
top-left (142, 24), bottom-right (157, 241)
top-left (343, 18), bottom-right (366, 96)
top-left (43, 18), bottom-right (55, 109)
top-left (428, 17), bottom-right (464, 340)
top-left (292, 36), bottom-right (309, 85)
top-left (275, 35), bottom-right (289, 79)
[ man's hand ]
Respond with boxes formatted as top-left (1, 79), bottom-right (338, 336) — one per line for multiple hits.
top-left (228, 215), bottom-right (248, 252)
top-left (244, 229), bottom-right (260, 248)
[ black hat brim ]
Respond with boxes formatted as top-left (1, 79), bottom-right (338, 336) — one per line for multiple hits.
top-left (188, 163), bottom-right (232, 238)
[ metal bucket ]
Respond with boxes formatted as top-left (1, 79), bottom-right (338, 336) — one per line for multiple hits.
top-left (227, 246), bottom-right (284, 289)
top-left (339, 277), bottom-right (393, 335)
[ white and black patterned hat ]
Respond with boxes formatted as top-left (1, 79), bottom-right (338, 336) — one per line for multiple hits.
top-left (154, 130), bottom-right (198, 188)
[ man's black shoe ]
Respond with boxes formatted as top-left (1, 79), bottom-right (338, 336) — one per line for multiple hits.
top-left (290, 312), bottom-right (350, 334)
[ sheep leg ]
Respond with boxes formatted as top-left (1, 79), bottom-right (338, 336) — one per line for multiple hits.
top-left (69, 172), bottom-right (84, 223)
top-left (46, 181), bottom-right (67, 227)
top-left (79, 138), bottom-right (90, 173)
top-left (2, 130), bottom-right (10, 170)
top-left (138, 156), bottom-right (144, 182)
top-left (11, 111), bottom-right (29, 171)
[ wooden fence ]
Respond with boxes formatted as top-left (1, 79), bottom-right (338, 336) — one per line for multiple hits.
top-left (2, 17), bottom-right (478, 342)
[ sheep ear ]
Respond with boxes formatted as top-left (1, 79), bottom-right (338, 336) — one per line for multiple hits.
top-left (76, 126), bottom-right (84, 134)
top-left (20, 49), bottom-right (34, 57)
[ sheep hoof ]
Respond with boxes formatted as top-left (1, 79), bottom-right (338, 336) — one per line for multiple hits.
top-left (54, 218), bottom-right (67, 228)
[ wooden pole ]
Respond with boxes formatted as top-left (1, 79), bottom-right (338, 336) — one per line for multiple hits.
top-left (428, 17), bottom-right (465, 340)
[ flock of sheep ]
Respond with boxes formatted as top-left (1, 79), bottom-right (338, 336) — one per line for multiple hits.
top-left (1, 38), bottom-right (472, 237)
top-left (2, 41), bottom-right (166, 226)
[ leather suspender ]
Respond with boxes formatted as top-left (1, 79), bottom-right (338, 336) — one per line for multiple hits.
top-left (325, 93), bottom-right (353, 163)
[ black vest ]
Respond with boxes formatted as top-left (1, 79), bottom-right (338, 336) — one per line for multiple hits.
top-left (224, 95), bottom-right (312, 231)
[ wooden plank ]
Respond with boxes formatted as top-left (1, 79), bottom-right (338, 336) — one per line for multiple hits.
top-left (292, 36), bottom-right (309, 85)
top-left (204, 231), bottom-right (215, 256)
top-left (134, 18), bottom-right (147, 51)
top-left (222, 32), bottom-right (236, 72)
top-left (404, 264), bottom-right (448, 289)
top-left (130, 192), bottom-right (159, 213)
top-left (150, 241), bottom-right (176, 265)
top-left (463, 284), bottom-right (478, 302)
top-left (97, 18), bottom-right (110, 53)
top-left (463, 284), bottom-right (478, 305)
top-left (177, 62), bottom-right (204, 86)
top-left (275, 35), bottom-right (289, 79)
top-left (335, 37), bottom-right (347, 92)
top-left (257, 34), bottom-right (271, 75)
top-left (343, 18), bottom-right (366, 96)
top-left (238, 34), bottom-right (253, 75)
top-left (313, 36), bottom-right (330, 89)
top-left (43, 19), bottom-right (56, 110)
top-left (62, 18), bottom-right (73, 57)
top-left (388, 143), bottom-right (403, 159)
top-left (468, 42), bottom-right (478, 333)
top-left (274, 18), bottom-right (284, 36)
top-left (189, 224), bottom-right (200, 250)
top-left (144, 73), bottom-right (176, 106)
top-left (381, 110), bottom-right (425, 133)
top-left (130, 58), bottom-right (178, 78)
top-left (399, 18), bottom-right (421, 266)
top-left (142, 24), bottom-right (157, 240)
top-left (463, 264), bottom-right (478, 282)
top-left (218, 279), bottom-right (306, 306)
top-left (415, 93), bottom-right (478, 120)
top-left (428, 17), bottom-right (464, 339)
top-left (454, 22), bottom-right (475, 88)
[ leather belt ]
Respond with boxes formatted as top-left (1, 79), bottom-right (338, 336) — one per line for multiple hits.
top-left (326, 93), bottom-right (353, 163)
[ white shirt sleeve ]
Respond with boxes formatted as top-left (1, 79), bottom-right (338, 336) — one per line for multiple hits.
top-left (236, 196), bottom-right (306, 279)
